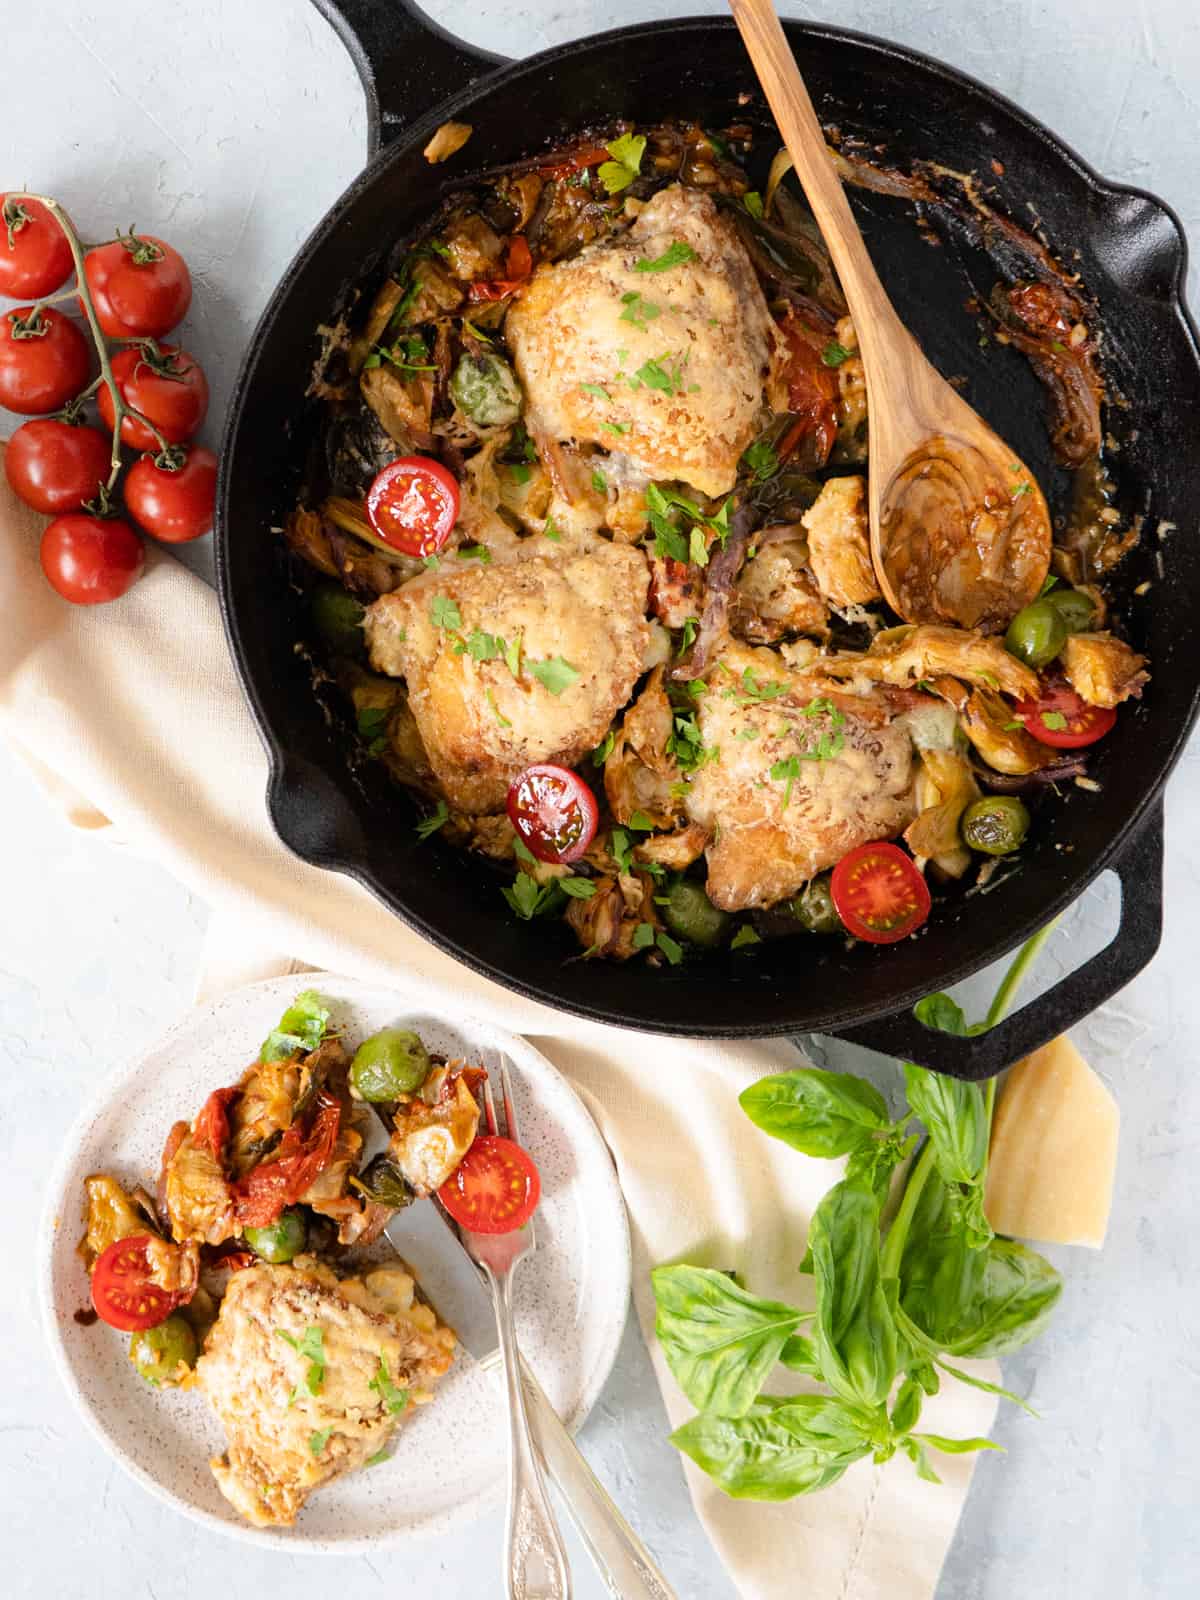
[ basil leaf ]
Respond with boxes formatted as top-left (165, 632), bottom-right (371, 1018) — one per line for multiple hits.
top-left (901, 1435), bottom-right (942, 1483)
top-left (349, 1155), bottom-right (414, 1209)
top-left (670, 1395), bottom-right (872, 1501)
top-left (777, 1333), bottom-right (821, 1375)
top-left (903, 1064), bottom-right (992, 1247)
top-left (809, 1178), bottom-right (899, 1408)
top-left (739, 1069), bottom-right (889, 1158)
top-left (260, 989), bottom-right (330, 1063)
top-left (889, 1376), bottom-right (924, 1436)
top-left (913, 992), bottom-right (968, 1036)
top-left (651, 1264), bottom-right (806, 1416)
top-left (915, 1431), bottom-right (1003, 1456)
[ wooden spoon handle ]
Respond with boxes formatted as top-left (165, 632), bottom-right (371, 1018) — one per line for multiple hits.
top-left (728, 0), bottom-right (907, 368)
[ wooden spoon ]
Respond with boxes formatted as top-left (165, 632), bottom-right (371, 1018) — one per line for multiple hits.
top-left (729, 0), bottom-right (1051, 631)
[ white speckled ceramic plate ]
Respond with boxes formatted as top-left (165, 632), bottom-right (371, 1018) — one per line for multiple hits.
top-left (38, 973), bottom-right (630, 1553)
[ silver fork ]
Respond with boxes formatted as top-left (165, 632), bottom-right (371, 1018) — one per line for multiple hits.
top-left (458, 1053), bottom-right (572, 1600)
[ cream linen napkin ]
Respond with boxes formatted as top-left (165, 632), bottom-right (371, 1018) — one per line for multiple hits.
top-left (1, 455), bottom-right (996, 1598)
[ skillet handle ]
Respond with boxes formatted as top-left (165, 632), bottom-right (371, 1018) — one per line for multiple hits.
top-left (825, 799), bottom-right (1164, 1081)
top-left (311, 0), bottom-right (508, 152)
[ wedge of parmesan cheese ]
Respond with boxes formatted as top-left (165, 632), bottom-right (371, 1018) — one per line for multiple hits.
top-left (984, 1035), bottom-right (1118, 1249)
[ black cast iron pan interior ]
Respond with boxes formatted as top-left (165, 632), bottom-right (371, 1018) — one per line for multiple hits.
top-left (216, 6), bottom-right (1200, 1073)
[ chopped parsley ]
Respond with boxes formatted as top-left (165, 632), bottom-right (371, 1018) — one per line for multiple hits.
top-left (503, 633), bottom-right (523, 678)
top-left (364, 331), bottom-right (437, 375)
top-left (634, 240), bottom-right (697, 273)
top-left (422, 554), bottom-right (440, 571)
top-left (600, 420), bottom-right (630, 435)
top-left (598, 132), bottom-right (646, 194)
top-left (356, 705), bottom-right (390, 755)
top-left (1040, 710), bottom-right (1069, 731)
top-left (415, 799), bottom-right (450, 840)
top-left (276, 1326), bottom-right (326, 1401)
top-left (1013, 481), bottom-right (1032, 498)
top-left (542, 514), bottom-right (562, 541)
top-left (528, 656), bottom-right (580, 696)
top-left (486, 690), bottom-right (511, 728)
top-left (656, 930), bottom-right (684, 965)
top-left (559, 876), bottom-right (598, 899)
top-left (769, 728), bottom-right (847, 806)
top-left (508, 462), bottom-right (532, 485)
top-left (731, 925), bottom-right (762, 949)
top-left (821, 340), bottom-right (851, 368)
top-left (619, 290), bottom-right (661, 330)
top-left (678, 616), bottom-right (699, 653)
top-left (1039, 574), bottom-right (1060, 596)
top-left (689, 525), bottom-right (709, 568)
top-left (741, 437), bottom-right (779, 484)
top-left (430, 595), bottom-right (462, 630)
top-left (591, 468), bottom-right (609, 494)
top-left (512, 833), bottom-right (538, 866)
top-left (580, 382), bottom-right (612, 400)
top-left (646, 483), bottom-right (731, 565)
top-left (466, 628), bottom-right (503, 661)
top-left (610, 827), bottom-right (633, 874)
top-left (743, 190), bottom-right (764, 218)
top-left (633, 351), bottom-right (693, 397)
top-left (632, 922), bottom-right (655, 950)
top-left (591, 729), bottom-right (616, 766)
top-left (722, 667), bottom-right (789, 705)
top-left (735, 725), bottom-right (760, 740)
top-left (627, 810), bottom-right (655, 832)
top-left (502, 873), bottom-right (563, 921)
top-left (309, 1428), bottom-right (333, 1457)
top-left (365, 1449), bottom-right (392, 1468)
top-left (455, 544), bottom-right (491, 563)
top-left (369, 1354), bottom-right (409, 1416)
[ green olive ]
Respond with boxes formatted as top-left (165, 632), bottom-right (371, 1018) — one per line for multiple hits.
top-left (1044, 587), bottom-right (1096, 634)
top-left (791, 873), bottom-right (844, 934)
top-left (449, 352), bottom-right (522, 427)
top-left (244, 1207), bottom-right (308, 1264)
top-left (661, 879), bottom-right (731, 948)
top-left (350, 1027), bottom-right (431, 1100)
top-left (1004, 597), bottom-right (1068, 668)
top-left (129, 1313), bottom-right (197, 1387)
top-left (961, 795), bottom-right (1031, 856)
top-left (311, 582), bottom-right (366, 658)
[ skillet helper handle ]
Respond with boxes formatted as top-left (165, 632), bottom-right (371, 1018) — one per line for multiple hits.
top-left (521, 1362), bottom-right (679, 1600)
top-left (829, 800), bottom-right (1164, 1080)
top-left (312, 0), bottom-right (506, 150)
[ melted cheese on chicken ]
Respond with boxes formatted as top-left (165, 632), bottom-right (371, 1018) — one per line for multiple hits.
top-left (197, 1259), bottom-right (455, 1528)
top-left (684, 644), bottom-right (917, 910)
top-left (506, 185), bottom-right (786, 499)
top-left (364, 538), bottom-right (651, 813)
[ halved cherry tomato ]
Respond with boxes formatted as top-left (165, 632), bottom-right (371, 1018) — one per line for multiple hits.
top-left (40, 513), bottom-right (144, 605)
top-left (83, 232), bottom-right (191, 339)
top-left (365, 455), bottom-right (459, 557)
top-left (1013, 684), bottom-right (1117, 749)
top-left (469, 235), bottom-right (534, 301)
top-left (4, 417), bottom-right (111, 513)
top-left (0, 195), bottom-right (73, 299)
top-left (507, 764), bottom-right (599, 864)
top-left (777, 314), bottom-right (840, 468)
top-left (193, 1085), bottom-right (239, 1161)
top-left (97, 342), bottom-right (208, 448)
top-left (90, 1235), bottom-right (185, 1332)
top-left (125, 444), bottom-right (217, 543)
top-left (438, 1135), bottom-right (541, 1234)
top-left (830, 841), bottom-right (932, 945)
top-left (0, 306), bottom-right (90, 414)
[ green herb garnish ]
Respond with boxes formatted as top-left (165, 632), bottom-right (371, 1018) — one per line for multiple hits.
top-left (1040, 710), bottom-right (1068, 731)
top-left (598, 132), bottom-right (646, 194)
top-left (634, 240), bottom-right (697, 273)
top-left (277, 1326), bottom-right (326, 1400)
top-left (741, 438), bottom-right (779, 484)
top-left (619, 290), bottom-right (661, 330)
top-left (743, 191), bottom-right (764, 218)
top-left (356, 705), bottom-right (390, 756)
top-left (821, 341), bottom-right (851, 368)
top-left (369, 1354), bottom-right (409, 1416)
top-left (415, 800), bottom-right (450, 841)
top-left (430, 595), bottom-right (462, 630)
top-left (309, 1428), bottom-right (333, 1457)
top-left (528, 656), bottom-right (580, 696)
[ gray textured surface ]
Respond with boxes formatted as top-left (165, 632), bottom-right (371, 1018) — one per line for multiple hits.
top-left (2, 2), bottom-right (1199, 1596)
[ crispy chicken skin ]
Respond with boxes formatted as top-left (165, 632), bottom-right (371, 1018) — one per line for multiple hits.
top-left (685, 644), bottom-right (917, 910)
top-left (506, 185), bottom-right (787, 498)
top-left (364, 538), bottom-right (651, 813)
top-left (813, 623), bottom-right (1039, 701)
top-left (1061, 631), bottom-right (1149, 708)
top-left (197, 1259), bottom-right (455, 1528)
top-left (801, 475), bottom-right (881, 608)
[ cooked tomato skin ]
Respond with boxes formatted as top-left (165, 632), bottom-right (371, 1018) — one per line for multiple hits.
top-left (1014, 685), bottom-right (1117, 749)
top-left (0, 306), bottom-right (90, 414)
top-left (40, 514), bottom-right (144, 605)
top-left (4, 418), bottom-right (110, 513)
top-left (97, 343), bottom-right (208, 449)
top-left (0, 195), bottom-right (73, 298)
top-left (777, 314), bottom-right (840, 468)
top-left (124, 445), bottom-right (217, 543)
top-left (90, 1235), bottom-right (186, 1332)
top-left (230, 1093), bottom-right (341, 1229)
top-left (438, 1135), bottom-right (541, 1234)
top-left (469, 235), bottom-right (534, 301)
top-left (83, 235), bottom-right (191, 339)
top-left (365, 455), bottom-right (459, 557)
top-left (830, 841), bottom-right (932, 945)
top-left (507, 764), bottom-right (599, 864)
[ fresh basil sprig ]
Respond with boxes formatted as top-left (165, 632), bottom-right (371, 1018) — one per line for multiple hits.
top-left (653, 923), bottom-right (1062, 1501)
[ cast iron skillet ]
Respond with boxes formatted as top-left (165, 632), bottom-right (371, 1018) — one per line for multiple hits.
top-left (216, 0), bottom-right (1200, 1077)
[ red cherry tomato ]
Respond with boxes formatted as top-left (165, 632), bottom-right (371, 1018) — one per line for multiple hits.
top-left (777, 314), bottom-right (840, 468)
top-left (125, 444), bottom-right (217, 543)
top-left (0, 195), bottom-right (73, 299)
top-left (1014, 685), bottom-right (1117, 748)
top-left (97, 342), bottom-right (208, 449)
top-left (40, 513), bottom-right (144, 605)
top-left (0, 306), bottom-right (90, 414)
top-left (90, 1235), bottom-right (185, 1332)
top-left (539, 144), bottom-right (612, 178)
top-left (83, 232), bottom-right (191, 339)
top-left (469, 235), bottom-right (534, 301)
top-left (438, 1135), bottom-right (541, 1234)
top-left (830, 841), bottom-right (932, 945)
top-left (507, 764), bottom-right (599, 865)
top-left (4, 418), bottom-right (111, 513)
top-left (365, 455), bottom-right (459, 557)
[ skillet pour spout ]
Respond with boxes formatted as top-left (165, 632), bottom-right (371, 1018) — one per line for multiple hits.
top-left (216, 6), bottom-right (1200, 1074)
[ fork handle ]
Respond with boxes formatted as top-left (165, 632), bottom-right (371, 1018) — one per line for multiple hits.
top-left (488, 1265), bottom-right (573, 1600)
top-left (521, 1365), bottom-right (679, 1600)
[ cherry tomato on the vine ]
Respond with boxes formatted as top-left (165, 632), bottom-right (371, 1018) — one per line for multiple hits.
top-left (125, 444), bottom-right (217, 544)
top-left (3, 417), bottom-right (111, 514)
top-left (40, 513), bottom-right (144, 605)
top-left (365, 454), bottom-right (459, 557)
top-left (0, 195), bottom-right (73, 299)
top-left (0, 306), bottom-right (90, 414)
top-left (506, 764), bottom-right (599, 864)
top-left (97, 342), bottom-right (208, 449)
top-left (830, 841), bottom-right (932, 945)
top-left (83, 231), bottom-right (191, 339)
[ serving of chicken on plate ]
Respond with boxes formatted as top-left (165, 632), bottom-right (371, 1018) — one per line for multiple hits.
top-left (287, 121), bottom-right (1148, 960)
